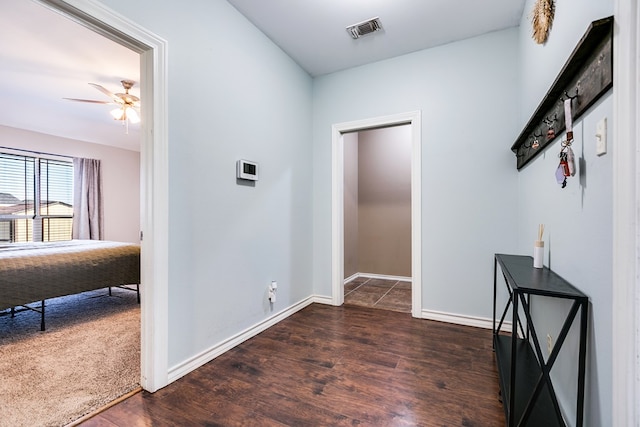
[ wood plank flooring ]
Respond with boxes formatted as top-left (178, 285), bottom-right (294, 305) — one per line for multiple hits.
top-left (79, 304), bottom-right (504, 427)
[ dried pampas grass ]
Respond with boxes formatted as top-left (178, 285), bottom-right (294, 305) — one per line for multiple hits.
top-left (530, 0), bottom-right (555, 44)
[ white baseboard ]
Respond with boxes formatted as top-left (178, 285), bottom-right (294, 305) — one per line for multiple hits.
top-left (344, 272), bottom-right (412, 284)
top-left (343, 272), bottom-right (360, 284)
top-left (422, 308), bottom-right (512, 333)
top-left (312, 295), bottom-right (334, 305)
top-left (168, 296), bottom-right (315, 383)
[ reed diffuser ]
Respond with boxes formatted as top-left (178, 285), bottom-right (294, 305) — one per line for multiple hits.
top-left (534, 224), bottom-right (544, 268)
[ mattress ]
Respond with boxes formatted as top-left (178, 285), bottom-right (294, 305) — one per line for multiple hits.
top-left (0, 240), bottom-right (140, 311)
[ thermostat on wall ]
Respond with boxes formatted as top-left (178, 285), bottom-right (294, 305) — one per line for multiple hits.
top-left (236, 159), bottom-right (259, 181)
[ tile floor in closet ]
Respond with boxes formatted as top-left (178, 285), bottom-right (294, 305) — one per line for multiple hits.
top-left (344, 277), bottom-right (411, 313)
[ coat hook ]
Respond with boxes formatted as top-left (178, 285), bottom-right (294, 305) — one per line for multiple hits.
top-left (531, 133), bottom-right (542, 149)
top-left (543, 115), bottom-right (557, 126)
top-left (544, 115), bottom-right (557, 140)
top-left (560, 88), bottom-right (579, 102)
top-left (518, 143), bottom-right (531, 156)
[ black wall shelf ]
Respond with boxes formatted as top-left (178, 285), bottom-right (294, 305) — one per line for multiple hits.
top-left (493, 254), bottom-right (589, 427)
top-left (511, 16), bottom-right (613, 170)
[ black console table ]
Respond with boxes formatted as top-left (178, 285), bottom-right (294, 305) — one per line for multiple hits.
top-left (493, 254), bottom-right (588, 427)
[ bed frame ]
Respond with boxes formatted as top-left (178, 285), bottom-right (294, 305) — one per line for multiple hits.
top-left (0, 240), bottom-right (140, 330)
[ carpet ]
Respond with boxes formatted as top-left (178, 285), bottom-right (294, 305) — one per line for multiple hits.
top-left (0, 287), bottom-right (140, 427)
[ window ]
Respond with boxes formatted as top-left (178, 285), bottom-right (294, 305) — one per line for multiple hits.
top-left (0, 152), bottom-right (73, 243)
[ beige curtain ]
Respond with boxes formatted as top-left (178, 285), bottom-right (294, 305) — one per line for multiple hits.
top-left (72, 157), bottom-right (103, 240)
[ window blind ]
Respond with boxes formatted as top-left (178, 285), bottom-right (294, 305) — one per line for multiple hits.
top-left (0, 153), bottom-right (73, 243)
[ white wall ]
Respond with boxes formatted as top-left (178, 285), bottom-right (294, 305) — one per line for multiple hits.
top-left (516, 0), bottom-right (613, 425)
top-left (0, 125), bottom-right (140, 243)
top-left (98, 0), bottom-right (314, 368)
top-left (312, 28), bottom-right (520, 319)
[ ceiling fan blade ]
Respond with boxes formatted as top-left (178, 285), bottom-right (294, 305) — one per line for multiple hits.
top-left (63, 97), bottom-right (113, 104)
top-left (88, 83), bottom-right (123, 104)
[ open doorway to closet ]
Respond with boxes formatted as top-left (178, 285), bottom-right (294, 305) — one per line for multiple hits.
top-left (331, 111), bottom-right (422, 318)
top-left (343, 125), bottom-right (412, 313)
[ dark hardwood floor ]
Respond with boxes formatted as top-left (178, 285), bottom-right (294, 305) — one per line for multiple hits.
top-left (79, 304), bottom-right (504, 427)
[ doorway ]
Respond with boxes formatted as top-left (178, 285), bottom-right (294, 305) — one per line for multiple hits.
top-left (343, 125), bottom-right (412, 313)
top-left (331, 111), bottom-right (422, 318)
top-left (612, 0), bottom-right (640, 423)
top-left (37, 0), bottom-right (169, 392)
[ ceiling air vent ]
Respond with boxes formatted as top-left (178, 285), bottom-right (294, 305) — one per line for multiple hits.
top-left (346, 17), bottom-right (383, 39)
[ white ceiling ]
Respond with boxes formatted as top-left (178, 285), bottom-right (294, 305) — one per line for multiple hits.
top-left (0, 0), bottom-right (140, 151)
top-left (0, 0), bottom-right (526, 150)
top-left (227, 0), bottom-right (527, 76)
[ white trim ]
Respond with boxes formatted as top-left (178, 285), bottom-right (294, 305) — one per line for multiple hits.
top-left (331, 124), bottom-right (345, 306)
top-left (410, 113), bottom-right (422, 319)
top-left (139, 39), bottom-right (169, 393)
top-left (344, 272), bottom-right (412, 284)
top-left (39, 0), bottom-right (170, 392)
top-left (312, 295), bottom-right (334, 305)
top-left (422, 309), bottom-right (512, 333)
top-left (613, 1), bottom-right (640, 425)
top-left (343, 272), bottom-right (360, 284)
top-left (331, 111), bottom-right (422, 317)
top-left (168, 296), bottom-right (315, 383)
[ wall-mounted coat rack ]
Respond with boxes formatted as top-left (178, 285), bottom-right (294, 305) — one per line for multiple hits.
top-left (511, 16), bottom-right (613, 170)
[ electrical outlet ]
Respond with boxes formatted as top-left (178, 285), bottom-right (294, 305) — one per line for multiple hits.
top-left (547, 334), bottom-right (553, 355)
top-left (596, 117), bottom-right (607, 156)
top-left (268, 281), bottom-right (277, 303)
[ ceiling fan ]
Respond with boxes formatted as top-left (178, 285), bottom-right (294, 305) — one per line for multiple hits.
top-left (65, 79), bottom-right (141, 129)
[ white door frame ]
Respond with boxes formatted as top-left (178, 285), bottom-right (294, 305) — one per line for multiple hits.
top-left (331, 111), bottom-right (422, 318)
top-left (612, 0), bottom-right (640, 424)
top-left (39, 0), bottom-right (169, 392)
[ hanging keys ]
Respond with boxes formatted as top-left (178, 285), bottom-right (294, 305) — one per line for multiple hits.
top-left (560, 151), bottom-right (570, 177)
top-left (556, 151), bottom-right (569, 188)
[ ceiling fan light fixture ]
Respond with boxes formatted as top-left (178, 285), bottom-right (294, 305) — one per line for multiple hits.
top-left (67, 80), bottom-right (140, 131)
top-left (126, 107), bottom-right (140, 124)
top-left (110, 106), bottom-right (140, 124)
top-left (110, 107), bottom-right (125, 120)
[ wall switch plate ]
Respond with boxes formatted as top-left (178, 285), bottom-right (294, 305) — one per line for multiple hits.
top-left (596, 117), bottom-right (607, 156)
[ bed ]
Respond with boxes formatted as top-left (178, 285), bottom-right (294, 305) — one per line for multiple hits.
top-left (0, 239), bottom-right (140, 330)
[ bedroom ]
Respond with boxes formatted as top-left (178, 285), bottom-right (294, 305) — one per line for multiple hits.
top-left (0, 1), bottom-right (142, 423)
